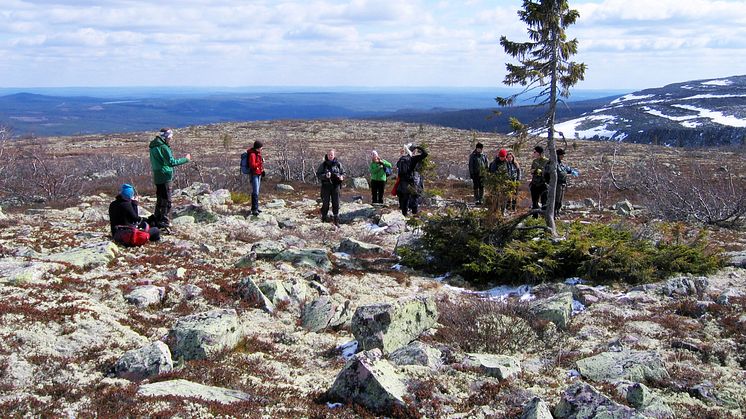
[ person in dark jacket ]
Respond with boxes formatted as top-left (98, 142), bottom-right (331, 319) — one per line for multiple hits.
top-left (506, 151), bottom-right (522, 211)
top-left (529, 145), bottom-right (549, 218)
top-left (247, 140), bottom-right (265, 216)
top-left (468, 143), bottom-right (488, 205)
top-left (149, 128), bottom-right (191, 232)
top-left (316, 149), bottom-right (345, 226)
top-left (544, 148), bottom-right (575, 217)
top-left (108, 184), bottom-right (160, 244)
top-left (396, 144), bottom-right (428, 216)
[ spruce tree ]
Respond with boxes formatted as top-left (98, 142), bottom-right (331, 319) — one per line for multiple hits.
top-left (497, 0), bottom-right (586, 235)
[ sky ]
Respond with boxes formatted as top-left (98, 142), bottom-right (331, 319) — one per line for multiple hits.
top-left (1, 0), bottom-right (745, 90)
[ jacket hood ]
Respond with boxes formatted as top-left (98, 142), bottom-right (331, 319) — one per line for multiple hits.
top-left (149, 137), bottom-right (167, 149)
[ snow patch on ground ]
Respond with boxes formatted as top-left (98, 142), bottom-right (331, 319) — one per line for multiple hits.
top-left (682, 93), bottom-right (746, 100)
top-left (338, 340), bottom-right (358, 360)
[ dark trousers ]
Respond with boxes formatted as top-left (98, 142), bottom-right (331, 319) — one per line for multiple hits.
top-left (371, 179), bottom-right (386, 204)
top-left (530, 183), bottom-right (547, 218)
top-left (472, 176), bottom-right (484, 203)
top-left (555, 184), bottom-right (566, 216)
top-left (320, 183), bottom-right (340, 219)
top-left (398, 183), bottom-right (419, 216)
top-left (154, 182), bottom-right (172, 227)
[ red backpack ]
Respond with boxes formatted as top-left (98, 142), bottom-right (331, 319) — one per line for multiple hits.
top-left (114, 224), bottom-right (150, 246)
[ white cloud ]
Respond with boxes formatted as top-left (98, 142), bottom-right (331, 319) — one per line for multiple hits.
top-left (0, 0), bottom-right (743, 88)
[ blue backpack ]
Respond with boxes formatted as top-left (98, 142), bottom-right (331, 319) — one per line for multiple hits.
top-left (240, 151), bottom-right (250, 174)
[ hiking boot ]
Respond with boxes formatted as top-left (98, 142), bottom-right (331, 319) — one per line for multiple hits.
top-left (161, 226), bottom-right (172, 235)
top-left (332, 215), bottom-right (340, 227)
top-left (251, 211), bottom-right (259, 216)
top-left (321, 214), bottom-right (329, 223)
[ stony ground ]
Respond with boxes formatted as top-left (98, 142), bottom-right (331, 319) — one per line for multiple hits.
top-left (0, 120), bottom-right (745, 418)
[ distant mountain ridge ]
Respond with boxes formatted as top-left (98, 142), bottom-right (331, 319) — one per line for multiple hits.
top-left (552, 75), bottom-right (746, 147)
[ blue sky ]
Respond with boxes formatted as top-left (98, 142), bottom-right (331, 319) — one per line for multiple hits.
top-left (1, 0), bottom-right (744, 90)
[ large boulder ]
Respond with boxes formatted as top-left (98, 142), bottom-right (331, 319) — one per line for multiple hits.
top-left (167, 309), bottom-right (242, 361)
top-left (336, 238), bottom-right (386, 256)
top-left (326, 349), bottom-right (407, 414)
top-left (301, 296), bottom-right (353, 332)
top-left (258, 280), bottom-right (291, 305)
top-left (0, 260), bottom-right (57, 285)
top-left (124, 285), bottom-right (166, 308)
top-left (274, 248), bottom-right (332, 271)
top-left (661, 276), bottom-right (709, 297)
top-left (554, 382), bottom-right (647, 419)
top-left (138, 379), bottom-right (252, 403)
top-left (576, 350), bottom-right (670, 384)
top-left (389, 341), bottom-right (442, 370)
top-left (530, 292), bottom-right (573, 328)
top-left (352, 296), bottom-right (438, 354)
top-left (463, 353), bottom-right (521, 381)
top-left (617, 381), bottom-right (674, 418)
top-left (236, 277), bottom-right (274, 313)
top-left (44, 241), bottom-right (118, 269)
top-left (251, 240), bottom-right (287, 260)
top-left (521, 397), bottom-right (553, 419)
top-left (113, 341), bottom-right (173, 381)
top-left (351, 177), bottom-right (369, 190)
top-left (724, 251), bottom-right (746, 268)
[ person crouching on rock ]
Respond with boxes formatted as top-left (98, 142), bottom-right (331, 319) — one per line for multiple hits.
top-left (108, 184), bottom-right (160, 246)
top-left (316, 148), bottom-right (345, 226)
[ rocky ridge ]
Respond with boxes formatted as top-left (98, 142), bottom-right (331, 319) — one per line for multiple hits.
top-left (0, 182), bottom-right (745, 417)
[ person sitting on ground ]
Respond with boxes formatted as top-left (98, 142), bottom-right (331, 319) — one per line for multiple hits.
top-left (108, 184), bottom-right (160, 246)
top-left (369, 150), bottom-right (392, 206)
top-left (468, 142), bottom-right (488, 205)
top-left (316, 148), bottom-right (345, 226)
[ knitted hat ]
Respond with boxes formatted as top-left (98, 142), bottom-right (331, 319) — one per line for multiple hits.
top-left (159, 128), bottom-right (173, 140)
top-left (120, 184), bottom-right (135, 199)
top-left (253, 140), bottom-right (263, 149)
top-left (498, 148), bottom-right (508, 158)
top-left (476, 142), bottom-right (484, 150)
top-left (534, 145), bottom-right (544, 154)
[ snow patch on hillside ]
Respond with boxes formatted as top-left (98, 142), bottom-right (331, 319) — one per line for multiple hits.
top-left (610, 94), bottom-right (655, 105)
top-left (673, 104), bottom-right (746, 128)
top-left (702, 79), bottom-right (733, 86)
top-left (550, 114), bottom-right (618, 139)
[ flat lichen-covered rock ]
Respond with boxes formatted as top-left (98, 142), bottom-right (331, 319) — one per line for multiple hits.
top-left (166, 309), bottom-right (242, 361)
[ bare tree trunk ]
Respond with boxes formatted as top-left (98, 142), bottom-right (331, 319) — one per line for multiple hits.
top-left (544, 15), bottom-right (560, 236)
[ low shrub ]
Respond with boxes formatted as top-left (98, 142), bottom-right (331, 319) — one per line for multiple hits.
top-left (400, 212), bottom-right (724, 285)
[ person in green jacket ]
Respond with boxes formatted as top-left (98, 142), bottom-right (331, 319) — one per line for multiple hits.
top-left (149, 128), bottom-right (191, 231)
top-left (369, 150), bottom-right (392, 205)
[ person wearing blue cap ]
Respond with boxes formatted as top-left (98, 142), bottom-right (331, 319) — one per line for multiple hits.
top-left (109, 184), bottom-right (160, 245)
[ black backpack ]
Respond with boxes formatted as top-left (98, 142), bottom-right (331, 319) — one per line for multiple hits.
top-left (397, 156), bottom-right (412, 181)
top-left (240, 151), bottom-right (250, 174)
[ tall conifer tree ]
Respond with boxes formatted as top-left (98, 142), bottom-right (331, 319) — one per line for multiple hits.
top-left (497, 0), bottom-right (586, 235)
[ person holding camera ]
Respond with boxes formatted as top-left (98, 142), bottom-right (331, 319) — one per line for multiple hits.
top-left (369, 150), bottom-right (392, 206)
top-left (316, 148), bottom-right (345, 226)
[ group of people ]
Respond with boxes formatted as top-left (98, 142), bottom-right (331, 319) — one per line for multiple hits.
top-left (470, 143), bottom-right (576, 217)
top-left (107, 128), bottom-right (577, 247)
top-left (314, 143), bottom-right (429, 226)
top-left (109, 128), bottom-right (191, 246)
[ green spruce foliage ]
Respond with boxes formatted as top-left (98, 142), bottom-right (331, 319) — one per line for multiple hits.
top-left (400, 212), bottom-right (723, 286)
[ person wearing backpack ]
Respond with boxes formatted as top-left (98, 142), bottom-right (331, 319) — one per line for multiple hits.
top-left (246, 140), bottom-right (265, 216)
top-left (369, 150), bottom-right (392, 206)
top-left (108, 184), bottom-right (160, 246)
top-left (468, 143), bottom-right (488, 205)
top-left (149, 128), bottom-right (191, 233)
top-left (543, 148), bottom-right (576, 217)
top-left (316, 148), bottom-right (345, 226)
top-left (396, 144), bottom-right (428, 216)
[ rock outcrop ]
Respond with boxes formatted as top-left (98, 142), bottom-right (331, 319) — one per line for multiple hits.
top-left (352, 296), bottom-right (438, 354)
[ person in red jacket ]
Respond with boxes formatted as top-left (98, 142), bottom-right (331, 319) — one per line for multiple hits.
top-left (247, 140), bottom-right (265, 216)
